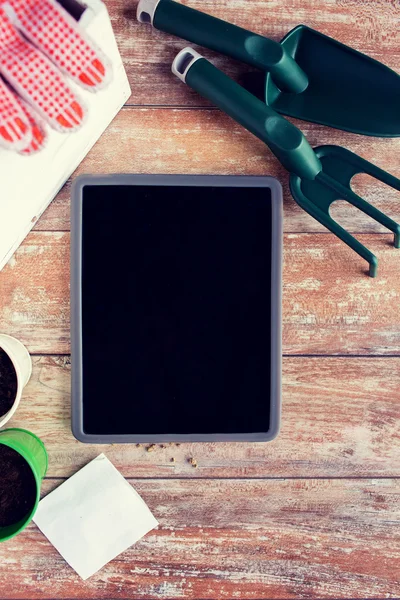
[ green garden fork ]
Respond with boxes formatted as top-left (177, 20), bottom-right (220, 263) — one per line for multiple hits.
top-left (171, 48), bottom-right (400, 277)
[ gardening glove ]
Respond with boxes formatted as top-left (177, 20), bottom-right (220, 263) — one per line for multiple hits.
top-left (0, 0), bottom-right (112, 155)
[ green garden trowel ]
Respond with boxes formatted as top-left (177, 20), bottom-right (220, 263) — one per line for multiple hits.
top-left (137, 0), bottom-right (400, 137)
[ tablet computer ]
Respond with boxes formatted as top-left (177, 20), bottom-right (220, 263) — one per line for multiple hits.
top-left (71, 175), bottom-right (282, 443)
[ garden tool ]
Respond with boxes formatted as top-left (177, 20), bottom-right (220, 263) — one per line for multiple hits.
top-left (137, 0), bottom-right (400, 137)
top-left (171, 48), bottom-right (400, 276)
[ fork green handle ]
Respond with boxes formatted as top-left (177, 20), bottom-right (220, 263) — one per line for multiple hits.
top-left (174, 50), bottom-right (321, 180)
top-left (138, 0), bottom-right (308, 94)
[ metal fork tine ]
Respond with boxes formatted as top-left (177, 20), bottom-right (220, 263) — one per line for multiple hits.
top-left (351, 153), bottom-right (400, 193)
top-left (343, 184), bottom-right (400, 247)
top-left (319, 172), bottom-right (400, 248)
top-left (292, 174), bottom-right (379, 276)
top-left (334, 147), bottom-right (400, 192)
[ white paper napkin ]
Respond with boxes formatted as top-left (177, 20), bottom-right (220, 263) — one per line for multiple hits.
top-left (33, 454), bottom-right (158, 580)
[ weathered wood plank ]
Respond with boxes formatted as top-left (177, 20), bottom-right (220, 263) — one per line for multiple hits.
top-left (1, 3), bottom-right (399, 599)
top-left (6, 355), bottom-right (400, 479)
top-left (0, 478), bottom-right (398, 599)
top-left (0, 233), bottom-right (70, 354)
top-left (107, 0), bottom-right (400, 106)
top-left (33, 109), bottom-right (400, 233)
top-left (1, 232), bottom-right (399, 355)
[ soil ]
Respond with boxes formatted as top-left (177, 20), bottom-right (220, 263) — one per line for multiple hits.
top-left (0, 445), bottom-right (37, 527)
top-left (0, 349), bottom-right (17, 418)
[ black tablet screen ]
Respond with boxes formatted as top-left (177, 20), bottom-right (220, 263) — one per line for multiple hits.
top-left (81, 184), bottom-right (273, 435)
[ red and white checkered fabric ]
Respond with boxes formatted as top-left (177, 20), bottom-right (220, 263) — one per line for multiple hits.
top-left (0, 0), bottom-right (111, 154)
top-left (0, 75), bottom-right (31, 151)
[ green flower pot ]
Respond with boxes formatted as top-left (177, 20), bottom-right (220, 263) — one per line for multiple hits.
top-left (0, 428), bottom-right (48, 542)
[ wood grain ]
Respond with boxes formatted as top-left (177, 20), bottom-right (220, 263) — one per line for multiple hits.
top-left (108, 0), bottom-right (400, 107)
top-left (33, 108), bottom-right (400, 234)
top-left (1, 231), bottom-right (399, 355)
top-left (0, 478), bottom-right (398, 599)
top-left (0, 233), bottom-right (70, 354)
top-left (2, 3), bottom-right (400, 597)
top-left (6, 355), bottom-right (399, 479)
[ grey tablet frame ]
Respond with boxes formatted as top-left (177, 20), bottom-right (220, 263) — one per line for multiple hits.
top-left (71, 174), bottom-right (282, 443)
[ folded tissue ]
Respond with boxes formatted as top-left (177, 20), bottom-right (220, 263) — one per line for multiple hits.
top-left (33, 454), bottom-right (158, 580)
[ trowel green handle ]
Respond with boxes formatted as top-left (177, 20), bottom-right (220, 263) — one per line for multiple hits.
top-left (172, 49), bottom-right (321, 180)
top-left (0, 428), bottom-right (48, 542)
top-left (137, 0), bottom-right (308, 94)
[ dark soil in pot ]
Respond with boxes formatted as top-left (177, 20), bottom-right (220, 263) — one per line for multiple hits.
top-left (0, 349), bottom-right (17, 418)
top-left (0, 445), bottom-right (37, 527)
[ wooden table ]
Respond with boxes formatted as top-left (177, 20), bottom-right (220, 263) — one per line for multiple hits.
top-left (1, 0), bottom-right (400, 597)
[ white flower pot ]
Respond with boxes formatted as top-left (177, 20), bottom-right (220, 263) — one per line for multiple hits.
top-left (0, 334), bottom-right (32, 428)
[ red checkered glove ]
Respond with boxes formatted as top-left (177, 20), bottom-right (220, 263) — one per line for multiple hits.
top-left (0, 0), bottom-right (111, 155)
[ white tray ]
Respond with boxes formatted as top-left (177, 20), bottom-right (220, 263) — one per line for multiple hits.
top-left (0, 0), bottom-right (131, 271)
